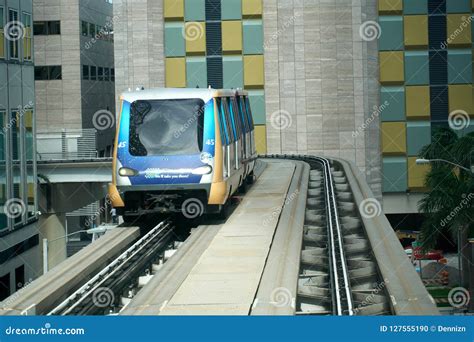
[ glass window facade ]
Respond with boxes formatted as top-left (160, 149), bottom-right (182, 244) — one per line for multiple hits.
top-left (0, 1), bottom-right (37, 233)
top-left (8, 9), bottom-right (19, 59)
top-left (0, 7), bottom-right (4, 58)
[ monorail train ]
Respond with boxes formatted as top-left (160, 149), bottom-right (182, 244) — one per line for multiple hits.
top-left (108, 88), bottom-right (257, 219)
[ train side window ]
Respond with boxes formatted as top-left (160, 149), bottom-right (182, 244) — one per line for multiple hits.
top-left (231, 97), bottom-right (244, 137)
top-left (222, 98), bottom-right (235, 143)
top-left (244, 96), bottom-right (255, 130)
top-left (225, 97), bottom-right (238, 141)
top-left (216, 98), bottom-right (229, 145)
top-left (228, 97), bottom-right (241, 139)
top-left (237, 96), bottom-right (249, 133)
top-left (240, 96), bottom-right (252, 130)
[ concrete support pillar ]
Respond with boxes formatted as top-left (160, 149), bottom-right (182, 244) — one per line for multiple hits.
top-left (38, 213), bottom-right (67, 272)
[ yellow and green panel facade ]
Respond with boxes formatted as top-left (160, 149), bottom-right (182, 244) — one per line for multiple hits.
top-left (163, 0), bottom-right (267, 153)
top-left (378, 0), bottom-right (473, 193)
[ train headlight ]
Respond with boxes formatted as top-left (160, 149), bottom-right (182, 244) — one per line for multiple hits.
top-left (192, 165), bottom-right (213, 175)
top-left (118, 167), bottom-right (139, 177)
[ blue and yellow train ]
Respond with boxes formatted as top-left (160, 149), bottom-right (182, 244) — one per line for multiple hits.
top-left (108, 88), bottom-right (257, 219)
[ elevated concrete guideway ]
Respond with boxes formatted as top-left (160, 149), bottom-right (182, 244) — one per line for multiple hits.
top-left (124, 160), bottom-right (298, 315)
top-left (123, 157), bottom-right (437, 316)
top-left (1, 157), bottom-right (437, 316)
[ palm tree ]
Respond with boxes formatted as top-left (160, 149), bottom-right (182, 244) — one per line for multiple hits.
top-left (418, 127), bottom-right (474, 290)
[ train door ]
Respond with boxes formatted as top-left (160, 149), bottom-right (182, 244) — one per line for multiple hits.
top-left (244, 96), bottom-right (256, 155)
top-left (217, 97), bottom-right (229, 178)
top-left (237, 95), bottom-right (250, 161)
top-left (231, 96), bottom-right (246, 165)
top-left (228, 96), bottom-right (243, 171)
top-left (220, 98), bottom-right (236, 176)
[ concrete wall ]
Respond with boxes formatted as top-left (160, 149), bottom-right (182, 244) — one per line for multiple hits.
top-left (113, 0), bottom-right (165, 112)
top-left (263, 0), bottom-right (381, 197)
top-left (37, 213), bottom-right (67, 271)
top-left (34, 0), bottom-right (82, 130)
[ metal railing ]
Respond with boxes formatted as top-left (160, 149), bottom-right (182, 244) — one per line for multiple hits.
top-left (36, 129), bottom-right (100, 161)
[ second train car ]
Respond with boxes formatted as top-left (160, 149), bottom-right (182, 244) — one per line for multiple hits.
top-left (108, 88), bottom-right (257, 219)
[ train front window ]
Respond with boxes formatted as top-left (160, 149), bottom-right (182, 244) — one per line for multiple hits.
top-left (129, 98), bottom-right (204, 156)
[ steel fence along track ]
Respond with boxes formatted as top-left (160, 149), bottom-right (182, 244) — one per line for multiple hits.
top-left (263, 155), bottom-right (355, 315)
top-left (48, 220), bottom-right (174, 316)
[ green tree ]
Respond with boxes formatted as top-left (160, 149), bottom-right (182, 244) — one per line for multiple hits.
top-left (418, 128), bottom-right (474, 289)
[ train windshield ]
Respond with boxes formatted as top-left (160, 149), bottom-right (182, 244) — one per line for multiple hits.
top-left (129, 98), bottom-right (204, 156)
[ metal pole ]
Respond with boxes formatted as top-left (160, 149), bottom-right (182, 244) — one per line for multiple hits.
top-left (43, 238), bottom-right (48, 274)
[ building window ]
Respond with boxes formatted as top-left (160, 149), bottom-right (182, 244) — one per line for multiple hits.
top-left (111, 68), bottom-right (115, 82)
top-left (0, 7), bottom-right (4, 58)
top-left (89, 23), bottom-right (96, 37)
top-left (10, 110), bottom-right (20, 160)
top-left (82, 65), bottom-right (89, 80)
top-left (96, 25), bottom-right (103, 39)
top-left (90, 66), bottom-right (97, 81)
top-left (0, 273), bottom-right (10, 301)
top-left (34, 66), bottom-right (62, 80)
top-left (49, 66), bottom-right (61, 80)
top-left (105, 26), bottom-right (114, 42)
top-left (22, 13), bottom-right (32, 61)
top-left (33, 21), bottom-right (46, 35)
top-left (81, 21), bottom-right (88, 36)
top-left (15, 265), bottom-right (24, 290)
top-left (98, 67), bottom-right (104, 81)
top-left (8, 9), bottom-right (19, 59)
top-left (24, 109), bottom-right (35, 220)
top-left (48, 21), bottom-right (61, 35)
top-left (0, 110), bottom-right (5, 232)
top-left (33, 21), bottom-right (60, 35)
top-left (104, 68), bottom-right (110, 81)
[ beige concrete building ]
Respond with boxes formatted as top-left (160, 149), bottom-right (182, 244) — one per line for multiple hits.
top-left (33, 0), bottom-right (115, 157)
